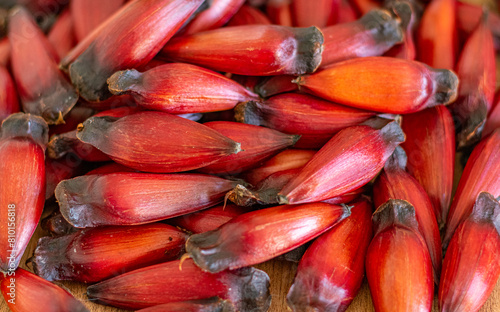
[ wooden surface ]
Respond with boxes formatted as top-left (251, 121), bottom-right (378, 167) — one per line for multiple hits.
top-left (1, 222), bottom-right (500, 312)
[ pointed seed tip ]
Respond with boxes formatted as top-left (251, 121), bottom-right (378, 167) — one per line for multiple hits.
top-left (179, 253), bottom-right (191, 271)
top-left (54, 111), bottom-right (66, 125)
top-left (291, 135), bottom-right (301, 145)
top-left (233, 142), bottom-right (242, 154)
top-left (292, 76), bottom-right (304, 87)
top-left (107, 69), bottom-right (141, 95)
top-left (341, 203), bottom-right (353, 217)
top-left (277, 194), bottom-right (289, 205)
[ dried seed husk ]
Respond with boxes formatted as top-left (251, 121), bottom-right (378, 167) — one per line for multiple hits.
top-left (227, 5), bottom-right (271, 26)
top-left (320, 9), bottom-right (403, 67)
top-left (107, 63), bottom-right (258, 114)
top-left (373, 147), bottom-right (442, 282)
top-left (0, 268), bottom-right (89, 312)
top-left (366, 199), bottom-right (434, 312)
top-left (86, 259), bottom-right (271, 311)
top-left (8, 7), bottom-right (78, 124)
top-left (161, 25), bottom-right (324, 76)
top-left (439, 192), bottom-right (500, 312)
top-left (296, 57), bottom-right (459, 114)
top-left (68, 0), bottom-right (205, 102)
top-left (278, 122), bottom-right (405, 205)
top-left (57, 172), bottom-right (239, 228)
top-left (137, 297), bottom-right (235, 312)
top-left (227, 168), bottom-right (301, 206)
top-left (251, 161), bottom-right (365, 202)
top-left (0, 113), bottom-right (48, 272)
top-left (186, 202), bottom-right (351, 273)
top-left (416, 0), bottom-right (457, 69)
top-left (0, 66), bottom-right (19, 121)
top-left (33, 223), bottom-right (188, 283)
top-left (199, 121), bottom-right (299, 174)
top-left (235, 93), bottom-right (375, 149)
top-left (287, 199), bottom-right (373, 312)
top-left (228, 168), bottom-right (365, 207)
top-left (76, 111), bottom-right (241, 173)
top-left (443, 129), bottom-right (500, 247)
top-left (402, 106), bottom-right (455, 226)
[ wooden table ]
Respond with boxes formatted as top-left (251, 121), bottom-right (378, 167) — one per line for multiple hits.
top-left (1, 223), bottom-right (499, 312)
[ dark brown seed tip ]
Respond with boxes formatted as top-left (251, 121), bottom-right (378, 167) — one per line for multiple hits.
top-left (33, 87), bottom-right (79, 126)
top-left (384, 146), bottom-right (408, 171)
top-left (433, 69), bottom-right (459, 105)
top-left (185, 229), bottom-right (231, 273)
top-left (471, 192), bottom-right (500, 233)
top-left (232, 267), bottom-right (272, 312)
top-left (362, 9), bottom-right (404, 45)
top-left (389, 2), bottom-right (413, 30)
top-left (455, 94), bottom-right (488, 150)
top-left (55, 177), bottom-right (100, 228)
top-left (380, 120), bottom-right (406, 145)
top-left (1, 112), bottom-right (49, 148)
top-left (107, 69), bottom-right (143, 95)
top-left (47, 135), bottom-right (72, 159)
top-left (76, 116), bottom-right (116, 147)
top-left (232, 142), bottom-right (242, 155)
top-left (290, 134), bottom-right (301, 146)
top-left (293, 26), bottom-right (324, 74)
top-left (373, 199), bottom-right (419, 236)
top-left (69, 44), bottom-right (112, 102)
top-left (292, 75), bottom-right (305, 88)
top-left (234, 101), bottom-right (263, 126)
top-left (226, 184), bottom-right (259, 207)
top-left (32, 235), bottom-right (75, 281)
